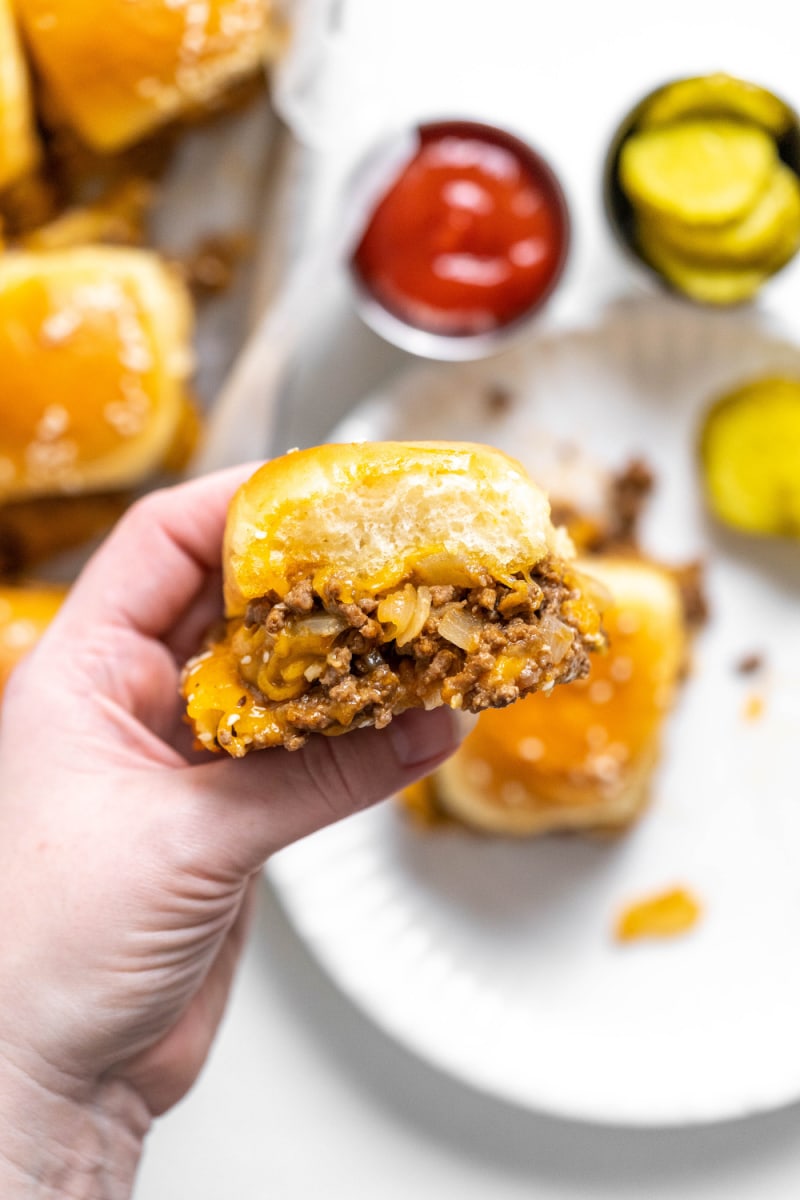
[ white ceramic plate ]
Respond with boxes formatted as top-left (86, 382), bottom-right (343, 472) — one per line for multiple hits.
top-left (268, 297), bottom-right (800, 1127)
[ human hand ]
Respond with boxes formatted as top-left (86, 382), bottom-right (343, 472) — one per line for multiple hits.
top-left (0, 466), bottom-right (458, 1198)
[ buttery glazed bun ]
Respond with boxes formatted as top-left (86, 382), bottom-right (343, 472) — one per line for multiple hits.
top-left (0, 583), bottom-right (64, 695)
top-left (15, 0), bottom-right (283, 152)
top-left (0, 247), bottom-right (193, 502)
top-left (430, 558), bottom-right (687, 836)
top-left (184, 443), bottom-right (606, 756)
top-left (0, 0), bottom-right (39, 190)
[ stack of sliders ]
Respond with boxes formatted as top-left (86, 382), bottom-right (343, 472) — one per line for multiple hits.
top-left (0, 2), bottom-right (282, 701)
top-left (0, 0), bottom-right (283, 577)
top-left (182, 443), bottom-right (607, 754)
top-left (0, 247), bottom-right (195, 575)
top-left (1, 0), bottom-right (282, 235)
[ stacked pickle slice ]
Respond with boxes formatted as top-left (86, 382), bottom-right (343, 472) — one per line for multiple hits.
top-left (619, 74), bottom-right (800, 305)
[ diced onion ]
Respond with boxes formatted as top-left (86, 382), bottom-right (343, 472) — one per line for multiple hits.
top-left (397, 585), bottom-right (432, 646)
top-left (378, 584), bottom-right (432, 645)
top-left (378, 583), bottom-right (416, 636)
top-left (293, 613), bottom-right (348, 637)
top-left (537, 613), bottom-right (575, 664)
top-left (436, 606), bottom-right (483, 652)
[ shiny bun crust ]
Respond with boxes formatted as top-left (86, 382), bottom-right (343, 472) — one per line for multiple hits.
top-left (223, 442), bottom-right (569, 617)
top-left (433, 557), bottom-right (687, 836)
top-left (15, 0), bottom-right (283, 152)
top-left (0, 247), bottom-right (193, 503)
top-left (0, 582), bottom-right (64, 694)
top-left (0, 0), bottom-right (39, 189)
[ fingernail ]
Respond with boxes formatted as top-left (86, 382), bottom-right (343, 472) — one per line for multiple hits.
top-left (390, 707), bottom-right (457, 768)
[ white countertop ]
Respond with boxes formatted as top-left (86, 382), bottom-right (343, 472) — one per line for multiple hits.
top-left (137, 1), bottom-right (800, 1193)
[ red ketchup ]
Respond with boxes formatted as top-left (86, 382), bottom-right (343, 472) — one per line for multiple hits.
top-left (352, 121), bottom-right (569, 338)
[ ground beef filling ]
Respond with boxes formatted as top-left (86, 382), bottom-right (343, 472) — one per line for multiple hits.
top-left (230, 562), bottom-right (593, 749)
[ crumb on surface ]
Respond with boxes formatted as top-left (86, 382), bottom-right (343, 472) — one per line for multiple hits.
top-left (743, 692), bottom-right (766, 722)
top-left (178, 231), bottom-right (251, 296)
top-left (483, 383), bottom-right (515, 416)
top-left (670, 560), bottom-right (709, 629)
top-left (609, 457), bottom-right (655, 546)
top-left (615, 887), bottom-right (702, 942)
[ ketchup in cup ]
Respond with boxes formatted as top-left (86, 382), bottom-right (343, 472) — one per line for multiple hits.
top-left (351, 120), bottom-right (569, 350)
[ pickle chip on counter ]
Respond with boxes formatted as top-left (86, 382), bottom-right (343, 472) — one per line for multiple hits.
top-left (700, 376), bottom-right (800, 537)
top-left (639, 73), bottom-right (794, 137)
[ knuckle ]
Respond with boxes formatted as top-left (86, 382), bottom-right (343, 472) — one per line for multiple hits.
top-left (119, 487), bottom-right (173, 538)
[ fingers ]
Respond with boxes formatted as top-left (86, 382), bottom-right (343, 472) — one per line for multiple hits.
top-left (55, 463), bottom-right (259, 646)
top-left (182, 708), bottom-right (459, 877)
top-left (161, 568), bottom-right (224, 664)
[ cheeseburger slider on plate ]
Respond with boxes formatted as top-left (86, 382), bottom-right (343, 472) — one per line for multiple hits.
top-left (0, 246), bottom-right (194, 506)
top-left (183, 442), bottom-right (606, 756)
top-left (15, 0), bottom-right (284, 154)
top-left (406, 556), bottom-right (688, 836)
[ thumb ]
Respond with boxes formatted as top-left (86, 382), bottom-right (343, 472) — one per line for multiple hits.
top-left (180, 708), bottom-right (459, 876)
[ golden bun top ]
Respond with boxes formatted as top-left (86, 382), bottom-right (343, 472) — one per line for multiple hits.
top-left (0, 0), bottom-right (39, 189)
top-left (434, 557), bottom-right (687, 835)
top-left (0, 247), bottom-right (193, 503)
top-left (15, 0), bottom-right (283, 152)
top-left (0, 582), bottom-right (65, 694)
top-left (224, 442), bottom-right (569, 616)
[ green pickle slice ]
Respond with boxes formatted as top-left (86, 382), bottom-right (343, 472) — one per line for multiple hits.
top-left (641, 163), bottom-right (800, 268)
top-left (637, 226), bottom-right (766, 304)
top-left (620, 119), bottom-right (776, 226)
top-left (700, 377), bottom-right (800, 536)
top-left (640, 74), bottom-right (793, 137)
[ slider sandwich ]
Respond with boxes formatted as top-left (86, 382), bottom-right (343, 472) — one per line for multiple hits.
top-left (412, 557), bottom-right (687, 835)
top-left (183, 442), bottom-right (606, 756)
top-left (15, 0), bottom-right (284, 153)
top-left (0, 246), bottom-right (194, 505)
